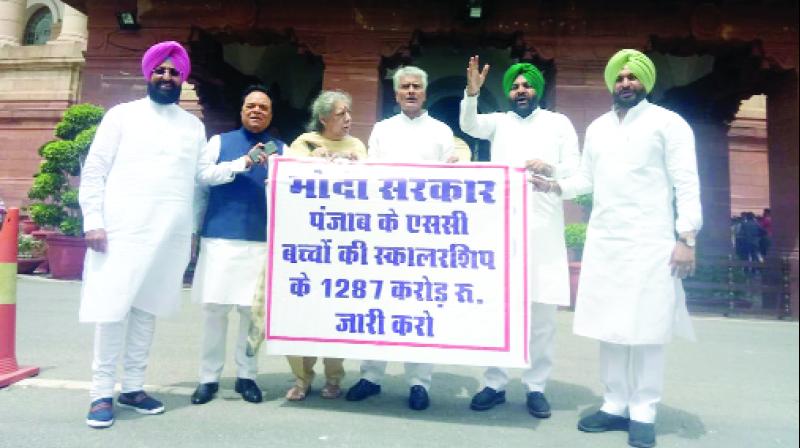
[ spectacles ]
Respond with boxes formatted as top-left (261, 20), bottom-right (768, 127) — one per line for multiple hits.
top-left (152, 67), bottom-right (181, 77)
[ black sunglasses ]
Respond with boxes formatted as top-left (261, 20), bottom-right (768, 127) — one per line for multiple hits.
top-left (152, 67), bottom-right (181, 77)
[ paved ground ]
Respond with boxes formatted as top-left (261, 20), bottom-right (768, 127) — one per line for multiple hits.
top-left (1, 276), bottom-right (798, 448)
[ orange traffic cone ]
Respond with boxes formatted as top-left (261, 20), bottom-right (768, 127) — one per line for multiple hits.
top-left (0, 208), bottom-right (40, 388)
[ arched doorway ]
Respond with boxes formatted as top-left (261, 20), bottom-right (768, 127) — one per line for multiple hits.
top-left (646, 37), bottom-right (788, 257)
top-left (187, 27), bottom-right (324, 142)
top-left (646, 36), bottom-right (797, 313)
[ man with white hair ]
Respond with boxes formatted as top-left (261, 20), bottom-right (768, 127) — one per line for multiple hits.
top-left (344, 66), bottom-right (456, 411)
top-left (189, 85), bottom-right (283, 407)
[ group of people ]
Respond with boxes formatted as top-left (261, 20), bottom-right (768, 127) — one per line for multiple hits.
top-left (76, 40), bottom-right (701, 448)
top-left (732, 209), bottom-right (771, 264)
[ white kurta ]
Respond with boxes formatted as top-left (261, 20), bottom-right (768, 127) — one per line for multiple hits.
top-left (191, 135), bottom-right (272, 306)
top-left (79, 98), bottom-right (207, 322)
top-left (560, 100), bottom-right (702, 344)
top-left (460, 93), bottom-right (580, 306)
top-left (367, 111), bottom-right (454, 162)
top-left (362, 110), bottom-right (454, 387)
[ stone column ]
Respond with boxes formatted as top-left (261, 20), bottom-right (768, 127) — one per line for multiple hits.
top-left (303, 31), bottom-right (383, 145)
top-left (766, 71), bottom-right (799, 319)
top-left (690, 120), bottom-right (733, 257)
top-left (54, 4), bottom-right (87, 49)
top-left (0, 0), bottom-right (25, 46)
top-left (321, 59), bottom-right (382, 144)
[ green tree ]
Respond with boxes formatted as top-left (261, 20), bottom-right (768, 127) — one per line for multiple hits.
top-left (28, 104), bottom-right (104, 236)
top-left (565, 222), bottom-right (588, 261)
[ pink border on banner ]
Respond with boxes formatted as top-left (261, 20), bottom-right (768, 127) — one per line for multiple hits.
top-left (266, 158), bottom-right (514, 352)
top-left (516, 168), bottom-right (531, 364)
top-left (265, 157), bottom-right (281, 341)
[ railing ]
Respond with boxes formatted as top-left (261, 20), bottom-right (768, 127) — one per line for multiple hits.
top-left (684, 255), bottom-right (792, 319)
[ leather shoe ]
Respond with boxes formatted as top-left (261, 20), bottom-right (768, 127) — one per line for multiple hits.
top-left (234, 378), bottom-right (263, 403)
top-left (526, 391), bottom-right (551, 418)
top-left (470, 387), bottom-right (506, 411)
top-left (345, 379), bottom-right (381, 401)
top-left (577, 410), bottom-right (630, 433)
top-left (408, 385), bottom-right (429, 411)
top-left (628, 421), bottom-right (656, 448)
top-left (190, 382), bottom-right (218, 405)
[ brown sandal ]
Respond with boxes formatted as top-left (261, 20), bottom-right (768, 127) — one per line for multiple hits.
top-left (285, 385), bottom-right (308, 401)
top-left (320, 383), bottom-right (342, 399)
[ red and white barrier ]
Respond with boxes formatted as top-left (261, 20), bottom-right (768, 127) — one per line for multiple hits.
top-left (0, 208), bottom-right (40, 388)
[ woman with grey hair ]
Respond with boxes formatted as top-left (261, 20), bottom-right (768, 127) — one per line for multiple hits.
top-left (281, 90), bottom-right (365, 401)
top-left (287, 89), bottom-right (366, 161)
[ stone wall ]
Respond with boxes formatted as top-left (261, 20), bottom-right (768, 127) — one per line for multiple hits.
top-left (0, 0), bottom-right (87, 208)
top-left (13, 1), bottom-right (800, 316)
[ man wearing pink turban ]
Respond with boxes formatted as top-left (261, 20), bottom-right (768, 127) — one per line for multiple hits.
top-left (79, 41), bottom-right (209, 428)
top-left (140, 40), bottom-right (192, 104)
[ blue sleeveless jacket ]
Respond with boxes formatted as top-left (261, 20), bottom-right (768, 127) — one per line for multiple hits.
top-left (201, 127), bottom-right (284, 242)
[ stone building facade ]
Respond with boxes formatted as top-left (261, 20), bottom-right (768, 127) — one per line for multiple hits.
top-left (0, 0), bottom-right (87, 206)
top-left (1, 0), bottom-right (797, 315)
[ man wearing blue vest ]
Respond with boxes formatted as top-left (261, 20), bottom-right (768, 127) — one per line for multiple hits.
top-left (190, 85), bottom-right (284, 405)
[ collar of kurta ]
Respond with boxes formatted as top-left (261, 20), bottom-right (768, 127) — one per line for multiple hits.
top-left (399, 110), bottom-right (429, 122)
top-left (612, 98), bottom-right (651, 122)
top-left (509, 106), bottom-right (542, 121)
top-left (145, 96), bottom-right (178, 109)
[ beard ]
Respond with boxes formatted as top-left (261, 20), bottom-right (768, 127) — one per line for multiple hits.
top-left (613, 88), bottom-right (647, 109)
top-left (148, 81), bottom-right (181, 104)
top-left (510, 95), bottom-right (538, 117)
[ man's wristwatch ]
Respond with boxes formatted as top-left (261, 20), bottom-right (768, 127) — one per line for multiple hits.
top-left (678, 235), bottom-right (696, 248)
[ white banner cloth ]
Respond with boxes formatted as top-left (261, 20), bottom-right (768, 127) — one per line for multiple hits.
top-left (265, 157), bottom-right (532, 368)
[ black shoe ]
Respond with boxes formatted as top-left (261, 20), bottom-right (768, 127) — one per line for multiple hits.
top-left (345, 379), bottom-right (381, 401)
top-left (526, 391), bottom-right (551, 418)
top-left (470, 387), bottom-right (506, 411)
top-left (628, 421), bottom-right (656, 448)
top-left (190, 382), bottom-right (219, 405)
top-left (408, 385), bottom-right (429, 411)
top-left (578, 410), bottom-right (630, 433)
top-left (234, 378), bottom-right (262, 403)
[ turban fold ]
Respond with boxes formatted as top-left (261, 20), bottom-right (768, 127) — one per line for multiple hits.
top-left (141, 41), bottom-right (191, 84)
top-left (502, 63), bottom-right (545, 97)
top-left (604, 49), bottom-right (656, 93)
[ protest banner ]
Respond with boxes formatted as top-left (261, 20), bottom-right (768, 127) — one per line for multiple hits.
top-left (265, 157), bottom-right (531, 368)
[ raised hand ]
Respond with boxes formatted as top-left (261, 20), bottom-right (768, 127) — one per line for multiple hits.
top-left (467, 55), bottom-right (490, 97)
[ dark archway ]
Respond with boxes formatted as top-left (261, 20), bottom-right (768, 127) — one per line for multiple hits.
top-left (645, 36), bottom-right (789, 260)
top-left (187, 27), bottom-right (324, 142)
top-left (646, 36), bottom-right (797, 312)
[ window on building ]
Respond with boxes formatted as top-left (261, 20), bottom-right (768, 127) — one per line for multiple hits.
top-left (23, 7), bottom-right (53, 45)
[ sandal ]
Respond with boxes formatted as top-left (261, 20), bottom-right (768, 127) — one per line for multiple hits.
top-left (320, 383), bottom-right (342, 399)
top-left (285, 385), bottom-right (308, 401)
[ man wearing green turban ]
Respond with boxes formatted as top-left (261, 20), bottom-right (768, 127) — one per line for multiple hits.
top-left (502, 62), bottom-right (546, 113)
top-left (604, 49), bottom-right (656, 111)
top-left (460, 56), bottom-right (581, 421)
top-left (528, 49), bottom-right (701, 448)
